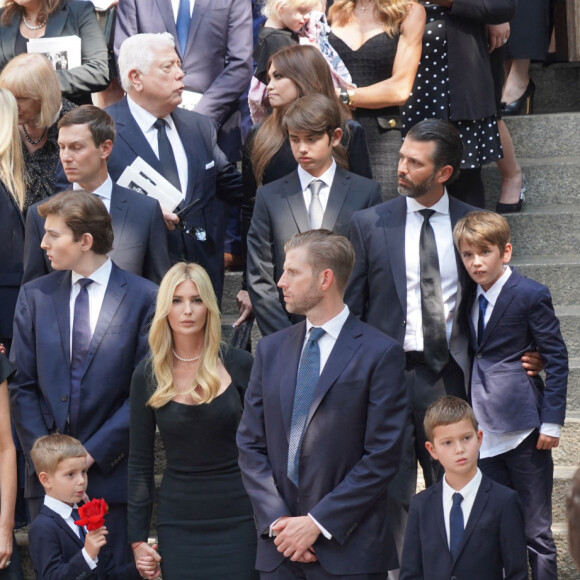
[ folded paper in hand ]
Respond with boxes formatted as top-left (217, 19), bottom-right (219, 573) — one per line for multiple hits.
top-left (27, 35), bottom-right (81, 70)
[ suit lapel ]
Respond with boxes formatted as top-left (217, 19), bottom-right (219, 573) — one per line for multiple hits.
top-left (43, 506), bottom-right (84, 548)
top-left (320, 167), bottom-right (349, 231)
top-left (385, 198), bottom-right (407, 313)
top-left (283, 172), bottom-right (311, 232)
top-left (187, 0), bottom-right (210, 52)
top-left (109, 185), bottom-right (128, 247)
top-left (171, 109), bottom-right (200, 202)
top-left (0, 15), bottom-right (18, 61)
top-left (430, 482), bottom-right (451, 554)
top-left (44, 6), bottom-right (67, 37)
top-left (53, 272), bottom-right (72, 365)
top-left (154, 0), bottom-right (178, 38)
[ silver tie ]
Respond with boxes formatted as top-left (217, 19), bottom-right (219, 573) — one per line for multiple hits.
top-left (308, 180), bottom-right (324, 229)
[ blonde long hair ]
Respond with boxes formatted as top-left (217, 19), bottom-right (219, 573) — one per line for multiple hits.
top-left (147, 263), bottom-right (222, 408)
top-left (0, 89), bottom-right (26, 209)
top-left (329, 0), bottom-right (411, 37)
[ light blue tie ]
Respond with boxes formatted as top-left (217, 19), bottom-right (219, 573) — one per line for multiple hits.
top-left (450, 492), bottom-right (464, 558)
top-left (176, 0), bottom-right (191, 55)
top-left (477, 294), bottom-right (488, 345)
top-left (287, 327), bottom-right (326, 486)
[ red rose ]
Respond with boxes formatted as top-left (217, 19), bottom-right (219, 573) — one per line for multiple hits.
top-left (74, 498), bottom-right (109, 531)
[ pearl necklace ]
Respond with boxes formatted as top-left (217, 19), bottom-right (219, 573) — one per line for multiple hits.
top-left (22, 125), bottom-right (47, 145)
top-left (22, 15), bottom-right (47, 30)
top-left (172, 349), bottom-right (201, 362)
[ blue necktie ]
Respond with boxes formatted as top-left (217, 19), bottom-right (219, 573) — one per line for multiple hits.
top-left (450, 492), bottom-right (464, 558)
top-left (69, 278), bottom-right (93, 435)
top-left (477, 294), bottom-right (488, 345)
top-left (71, 507), bottom-right (86, 540)
top-left (153, 118), bottom-right (181, 192)
top-left (176, 0), bottom-right (191, 55)
top-left (287, 327), bottom-right (326, 486)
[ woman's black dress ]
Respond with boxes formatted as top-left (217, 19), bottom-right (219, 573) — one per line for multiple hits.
top-left (128, 350), bottom-right (258, 580)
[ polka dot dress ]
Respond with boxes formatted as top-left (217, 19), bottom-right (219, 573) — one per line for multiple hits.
top-left (401, 3), bottom-right (502, 169)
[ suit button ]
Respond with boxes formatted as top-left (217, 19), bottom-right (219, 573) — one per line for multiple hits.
top-left (451, 577), bottom-right (457, 580)
top-left (476, 353), bottom-right (483, 359)
top-left (402, 320), bottom-right (406, 326)
top-left (61, 395), bottom-right (67, 402)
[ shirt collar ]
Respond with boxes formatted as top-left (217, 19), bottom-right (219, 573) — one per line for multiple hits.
top-left (476, 266), bottom-right (512, 308)
top-left (443, 467), bottom-right (482, 501)
top-left (44, 494), bottom-right (79, 520)
top-left (297, 159), bottom-right (337, 192)
top-left (306, 304), bottom-right (349, 341)
top-left (71, 258), bottom-right (112, 288)
top-left (127, 95), bottom-right (176, 133)
top-left (73, 175), bottom-right (113, 202)
top-left (406, 189), bottom-right (450, 216)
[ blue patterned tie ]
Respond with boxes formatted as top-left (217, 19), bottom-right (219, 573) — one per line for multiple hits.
top-left (477, 294), bottom-right (488, 345)
top-left (176, 0), bottom-right (191, 55)
top-left (287, 327), bottom-right (326, 486)
top-left (450, 492), bottom-right (464, 558)
top-left (69, 278), bottom-right (93, 435)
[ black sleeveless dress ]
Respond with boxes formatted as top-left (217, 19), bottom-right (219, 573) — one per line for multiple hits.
top-left (329, 31), bottom-right (402, 198)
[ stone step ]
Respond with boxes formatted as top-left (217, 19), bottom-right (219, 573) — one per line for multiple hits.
top-left (567, 358), bottom-right (580, 413)
top-left (222, 270), bottom-right (243, 316)
top-left (553, 466), bottom-right (578, 525)
top-left (552, 523), bottom-right (579, 580)
top-left (531, 61), bottom-right (580, 114)
top-left (553, 412), bottom-right (580, 467)
top-left (556, 305), bottom-right (580, 360)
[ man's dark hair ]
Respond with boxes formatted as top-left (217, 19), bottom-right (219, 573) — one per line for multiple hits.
top-left (58, 105), bottom-right (116, 147)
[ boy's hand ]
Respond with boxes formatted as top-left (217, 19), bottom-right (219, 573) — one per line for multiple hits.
top-left (84, 525), bottom-right (108, 561)
top-left (537, 434), bottom-right (559, 450)
top-left (521, 350), bottom-right (544, 376)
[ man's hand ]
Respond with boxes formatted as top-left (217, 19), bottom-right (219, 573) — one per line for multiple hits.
top-left (233, 290), bottom-right (253, 327)
top-left (537, 434), bottom-right (559, 450)
top-left (521, 350), bottom-right (544, 376)
top-left (273, 516), bottom-right (320, 562)
top-left (162, 210), bottom-right (180, 231)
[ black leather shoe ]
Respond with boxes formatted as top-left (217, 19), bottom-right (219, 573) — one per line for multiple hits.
top-left (501, 80), bottom-right (535, 116)
top-left (496, 175), bottom-right (526, 213)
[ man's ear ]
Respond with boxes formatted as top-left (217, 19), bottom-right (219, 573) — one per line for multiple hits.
top-left (128, 69), bottom-right (142, 91)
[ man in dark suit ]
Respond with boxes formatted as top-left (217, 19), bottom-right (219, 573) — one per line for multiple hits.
top-left (237, 230), bottom-right (407, 578)
top-left (24, 105), bottom-right (170, 285)
top-left (113, 0), bottom-right (252, 161)
top-left (106, 32), bottom-right (242, 301)
top-left (10, 191), bottom-right (157, 569)
top-left (248, 94), bottom-right (382, 336)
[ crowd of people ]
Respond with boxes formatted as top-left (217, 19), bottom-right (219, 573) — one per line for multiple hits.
top-left (0, 0), bottom-right (571, 579)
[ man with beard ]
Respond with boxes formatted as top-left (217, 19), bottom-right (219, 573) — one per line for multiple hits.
top-left (345, 118), bottom-right (540, 576)
top-left (237, 229), bottom-right (407, 579)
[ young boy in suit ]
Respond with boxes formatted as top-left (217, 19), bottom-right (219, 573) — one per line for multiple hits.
top-left (28, 434), bottom-right (143, 580)
top-left (453, 210), bottom-right (568, 580)
top-left (400, 396), bottom-right (527, 580)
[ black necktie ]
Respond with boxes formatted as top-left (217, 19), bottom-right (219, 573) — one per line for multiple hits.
top-left (70, 278), bottom-right (93, 435)
top-left (477, 294), bottom-right (488, 345)
top-left (71, 507), bottom-right (86, 540)
top-left (450, 492), bottom-right (464, 558)
top-left (153, 118), bottom-right (181, 192)
top-left (419, 209), bottom-right (448, 374)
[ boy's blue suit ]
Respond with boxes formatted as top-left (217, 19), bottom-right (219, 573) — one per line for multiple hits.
top-left (237, 315), bottom-right (407, 576)
top-left (29, 505), bottom-right (139, 580)
top-left (400, 474), bottom-right (528, 580)
top-left (465, 268), bottom-right (567, 432)
top-left (104, 97), bottom-right (242, 301)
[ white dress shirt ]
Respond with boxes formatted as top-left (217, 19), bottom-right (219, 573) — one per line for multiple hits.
top-left (73, 175), bottom-right (113, 213)
top-left (472, 267), bottom-right (561, 458)
top-left (171, 0), bottom-right (195, 20)
top-left (404, 191), bottom-right (458, 352)
top-left (44, 495), bottom-right (97, 569)
top-left (127, 96), bottom-right (189, 196)
top-left (297, 160), bottom-right (337, 217)
top-left (442, 468), bottom-right (482, 548)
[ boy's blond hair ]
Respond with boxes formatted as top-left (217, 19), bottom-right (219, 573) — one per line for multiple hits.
top-left (30, 434), bottom-right (87, 476)
top-left (262, 0), bottom-right (319, 18)
top-left (453, 211), bottom-right (511, 257)
top-left (424, 396), bottom-right (478, 443)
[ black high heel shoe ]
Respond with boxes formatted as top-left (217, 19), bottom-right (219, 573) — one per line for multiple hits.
top-left (496, 175), bottom-right (526, 213)
top-left (501, 80), bottom-right (535, 116)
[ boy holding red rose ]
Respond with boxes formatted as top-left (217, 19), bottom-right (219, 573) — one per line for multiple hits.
top-left (28, 434), bottom-right (142, 579)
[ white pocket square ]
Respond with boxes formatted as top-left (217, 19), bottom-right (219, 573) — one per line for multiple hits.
top-left (205, 160), bottom-right (215, 170)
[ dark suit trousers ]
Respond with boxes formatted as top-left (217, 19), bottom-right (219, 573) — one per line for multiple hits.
top-left (479, 430), bottom-right (557, 580)
top-left (387, 354), bottom-right (465, 573)
top-left (261, 560), bottom-right (384, 579)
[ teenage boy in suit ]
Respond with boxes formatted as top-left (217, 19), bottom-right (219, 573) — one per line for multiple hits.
top-left (247, 94), bottom-right (382, 336)
top-left (28, 434), bottom-right (142, 580)
top-left (453, 210), bottom-right (568, 580)
top-left (400, 396), bottom-right (528, 580)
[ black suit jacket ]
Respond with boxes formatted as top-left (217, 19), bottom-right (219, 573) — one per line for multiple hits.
top-left (105, 97), bottom-right (242, 301)
top-left (247, 166), bottom-right (382, 336)
top-left (345, 194), bottom-right (477, 385)
top-left (29, 504), bottom-right (139, 580)
top-left (400, 474), bottom-right (528, 580)
top-left (0, 1), bottom-right (109, 100)
top-left (23, 183), bottom-right (170, 285)
top-left (237, 314), bottom-right (407, 574)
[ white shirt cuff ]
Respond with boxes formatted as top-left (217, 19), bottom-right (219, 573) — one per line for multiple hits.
top-left (539, 423), bottom-right (561, 438)
top-left (308, 513), bottom-right (332, 540)
top-left (82, 547), bottom-right (98, 569)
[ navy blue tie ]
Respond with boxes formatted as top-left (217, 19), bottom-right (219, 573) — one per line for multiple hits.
top-left (477, 294), bottom-right (488, 345)
top-left (176, 0), bottom-right (191, 55)
top-left (69, 278), bottom-right (93, 435)
top-left (287, 327), bottom-right (326, 486)
top-left (71, 507), bottom-right (86, 540)
top-left (153, 118), bottom-right (181, 192)
top-left (450, 492), bottom-right (464, 558)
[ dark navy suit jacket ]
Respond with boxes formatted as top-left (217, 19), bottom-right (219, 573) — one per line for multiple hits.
top-left (29, 504), bottom-right (139, 580)
top-left (247, 167), bottom-right (382, 336)
top-left (9, 263), bottom-right (157, 502)
top-left (345, 195), bottom-right (477, 387)
top-left (465, 268), bottom-right (568, 433)
top-left (23, 183), bottom-right (170, 285)
top-left (400, 474), bottom-right (528, 580)
top-left (237, 314), bottom-right (407, 575)
top-left (105, 97), bottom-right (242, 301)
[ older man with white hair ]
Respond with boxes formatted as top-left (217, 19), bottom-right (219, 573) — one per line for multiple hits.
top-left (106, 32), bottom-right (242, 302)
